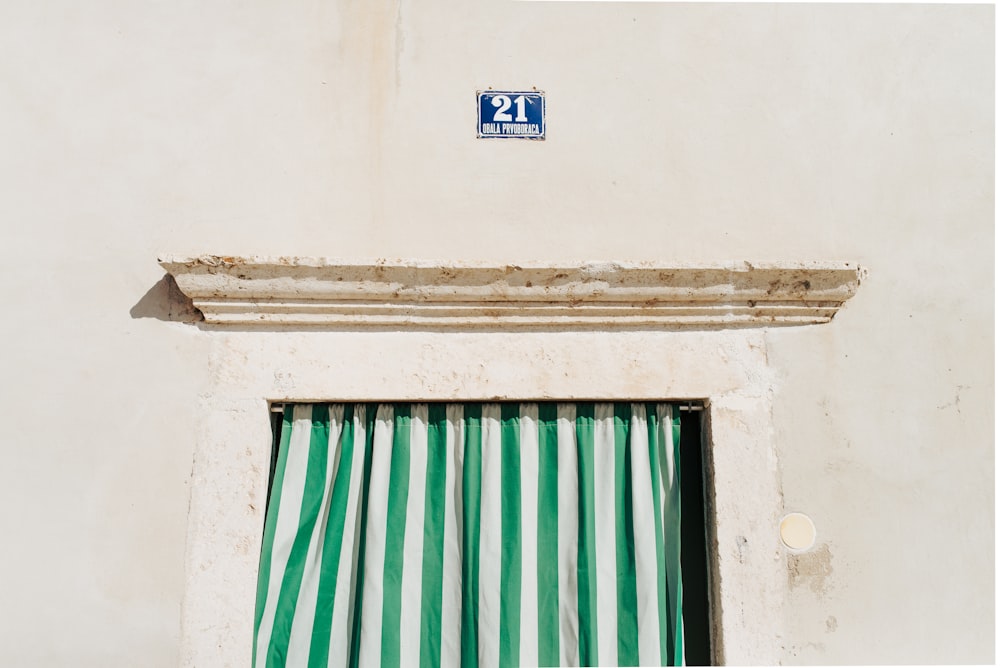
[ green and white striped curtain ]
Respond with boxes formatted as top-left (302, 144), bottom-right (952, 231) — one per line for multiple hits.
top-left (254, 403), bottom-right (683, 668)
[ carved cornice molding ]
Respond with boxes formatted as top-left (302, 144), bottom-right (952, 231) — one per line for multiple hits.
top-left (159, 256), bottom-right (865, 329)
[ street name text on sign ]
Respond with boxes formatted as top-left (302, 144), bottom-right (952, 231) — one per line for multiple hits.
top-left (477, 91), bottom-right (545, 140)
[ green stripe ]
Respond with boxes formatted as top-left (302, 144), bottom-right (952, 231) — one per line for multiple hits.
top-left (575, 403), bottom-right (598, 665)
top-left (266, 405), bottom-right (331, 666)
top-left (646, 404), bottom-right (668, 666)
top-left (615, 403), bottom-right (640, 666)
top-left (536, 403), bottom-right (560, 666)
top-left (307, 405), bottom-right (355, 667)
top-left (419, 404), bottom-right (449, 668)
top-left (348, 405), bottom-right (377, 668)
top-left (380, 404), bottom-right (412, 668)
top-left (253, 406), bottom-right (295, 665)
top-left (499, 404), bottom-right (522, 667)
top-left (461, 404), bottom-right (483, 668)
top-left (667, 407), bottom-right (684, 666)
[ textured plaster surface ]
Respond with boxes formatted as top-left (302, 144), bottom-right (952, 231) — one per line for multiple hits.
top-left (0, 1), bottom-right (991, 665)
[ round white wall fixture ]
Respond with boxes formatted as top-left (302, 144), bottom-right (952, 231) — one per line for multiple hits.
top-left (780, 512), bottom-right (816, 551)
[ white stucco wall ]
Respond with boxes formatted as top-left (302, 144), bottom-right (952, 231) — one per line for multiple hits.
top-left (0, 1), bottom-right (992, 665)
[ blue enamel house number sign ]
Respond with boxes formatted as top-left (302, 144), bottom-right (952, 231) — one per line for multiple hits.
top-left (477, 90), bottom-right (545, 140)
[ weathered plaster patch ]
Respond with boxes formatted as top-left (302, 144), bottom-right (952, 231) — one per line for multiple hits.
top-left (788, 543), bottom-right (835, 595)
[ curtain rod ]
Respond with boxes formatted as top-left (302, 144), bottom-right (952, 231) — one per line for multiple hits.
top-left (270, 402), bottom-right (704, 412)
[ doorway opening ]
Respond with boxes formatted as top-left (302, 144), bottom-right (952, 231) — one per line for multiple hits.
top-left (679, 406), bottom-right (712, 665)
top-left (265, 401), bottom-right (714, 665)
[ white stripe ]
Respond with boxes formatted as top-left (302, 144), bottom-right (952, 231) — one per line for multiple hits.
top-left (593, 403), bottom-right (620, 665)
top-left (659, 405), bottom-right (678, 504)
top-left (357, 404), bottom-right (395, 665)
top-left (478, 404), bottom-right (503, 668)
top-left (255, 405), bottom-right (314, 668)
top-left (629, 404), bottom-right (662, 666)
top-left (439, 405), bottom-right (464, 666)
top-left (519, 404), bottom-right (540, 667)
top-left (556, 403), bottom-right (579, 666)
top-left (329, 406), bottom-right (369, 668)
top-left (285, 406), bottom-right (345, 664)
top-left (398, 405), bottom-right (428, 658)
